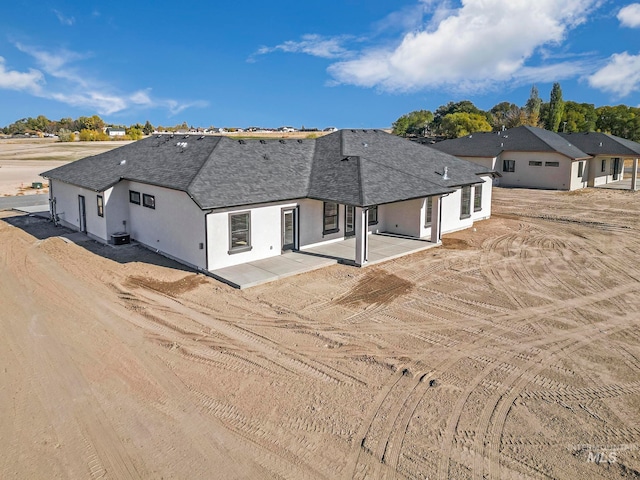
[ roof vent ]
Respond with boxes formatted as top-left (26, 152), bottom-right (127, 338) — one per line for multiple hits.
top-left (119, 159), bottom-right (126, 165)
top-left (169, 134), bottom-right (174, 138)
top-left (260, 139), bottom-right (266, 144)
top-left (263, 154), bottom-right (269, 160)
top-left (198, 135), bottom-right (205, 140)
top-left (363, 129), bottom-right (368, 133)
top-left (362, 142), bottom-right (368, 148)
top-left (156, 134), bottom-right (162, 138)
top-left (176, 142), bottom-right (188, 148)
top-left (297, 139), bottom-right (303, 143)
top-left (184, 135), bottom-right (189, 139)
top-left (238, 140), bottom-right (246, 144)
top-left (443, 166), bottom-right (449, 180)
top-left (469, 135), bottom-right (472, 138)
top-left (279, 139), bottom-right (286, 144)
top-left (599, 142), bottom-right (603, 147)
top-left (501, 142), bottom-right (504, 147)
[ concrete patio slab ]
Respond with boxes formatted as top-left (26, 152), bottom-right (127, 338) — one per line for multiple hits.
top-left (210, 234), bottom-right (440, 289)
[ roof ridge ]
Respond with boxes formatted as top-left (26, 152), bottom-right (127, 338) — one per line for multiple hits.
top-left (185, 136), bottom-right (223, 197)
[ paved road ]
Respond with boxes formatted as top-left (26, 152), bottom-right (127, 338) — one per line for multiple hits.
top-left (0, 194), bottom-right (49, 210)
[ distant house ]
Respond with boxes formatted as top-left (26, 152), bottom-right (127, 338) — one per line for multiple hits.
top-left (432, 125), bottom-right (638, 191)
top-left (105, 127), bottom-right (126, 137)
top-left (558, 131), bottom-right (640, 188)
top-left (42, 129), bottom-right (496, 276)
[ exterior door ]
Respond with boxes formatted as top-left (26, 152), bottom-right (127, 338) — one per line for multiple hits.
top-left (282, 208), bottom-right (296, 251)
top-left (612, 158), bottom-right (620, 180)
top-left (345, 205), bottom-right (355, 237)
top-left (78, 195), bottom-right (86, 233)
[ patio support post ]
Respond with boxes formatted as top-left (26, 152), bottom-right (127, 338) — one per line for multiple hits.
top-left (430, 195), bottom-right (442, 243)
top-left (632, 158), bottom-right (638, 191)
top-left (354, 207), bottom-right (368, 266)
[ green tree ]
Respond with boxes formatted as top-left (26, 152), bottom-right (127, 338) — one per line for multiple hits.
top-left (126, 126), bottom-right (143, 140)
top-left (440, 112), bottom-right (493, 138)
top-left (546, 83), bottom-right (565, 132)
top-left (524, 85), bottom-right (542, 127)
top-left (490, 102), bottom-right (525, 129)
top-left (433, 100), bottom-right (490, 134)
top-left (392, 110), bottom-right (434, 136)
top-left (143, 120), bottom-right (154, 135)
top-left (561, 102), bottom-right (597, 132)
top-left (596, 105), bottom-right (640, 141)
top-left (57, 128), bottom-right (75, 142)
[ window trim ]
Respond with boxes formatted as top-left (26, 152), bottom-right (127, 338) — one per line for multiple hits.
top-left (228, 211), bottom-right (252, 254)
top-left (473, 184), bottom-right (482, 212)
top-left (129, 190), bottom-right (141, 205)
top-left (503, 159), bottom-right (515, 173)
top-left (368, 205), bottom-right (378, 226)
top-left (460, 185), bottom-right (471, 219)
top-left (97, 195), bottom-right (104, 217)
top-left (577, 161), bottom-right (584, 178)
top-left (142, 193), bottom-right (155, 209)
top-left (424, 196), bottom-right (433, 227)
top-left (601, 159), bottom-right (606, 173)
top-left (322, 202), bottom-right (339, 235)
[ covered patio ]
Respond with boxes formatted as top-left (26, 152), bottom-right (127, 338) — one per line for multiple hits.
top-left (209, 233), bottom-right (439, 289)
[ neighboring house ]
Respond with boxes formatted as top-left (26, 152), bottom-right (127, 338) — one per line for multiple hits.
top-left (105, 127), bottom-right (126, 137)
top-left (432, 125), bottom-right (615, 191)
top-left (558, 131), bottom-right (640, 188)
top-left (42, 129), bottom-right (496, 274)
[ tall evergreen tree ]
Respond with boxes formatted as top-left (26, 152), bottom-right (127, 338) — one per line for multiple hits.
top-left (547, 83), bottom-right (565, 132)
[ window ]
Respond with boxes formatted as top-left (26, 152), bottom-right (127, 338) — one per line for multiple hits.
top-left (460, 186), bottom-right (471, 219)
top-left (529, 161), bottom-right (542, 166)
top-left (601, 159), bottom-right (606, 172)
top-left (503, 159), bottom-right (515, 172)
top-left (577, 161), bottom-right (584, 177)
top-left (97, 195), bottom-right (104, 217)
top-left (368, 205), bottom-right (378, 225)
top-left (129, 190), bottom-right (141, 204)
top-left (545, 161), bottom-right (560, 167)
top-left (323, 202), bottom-right (339, 234)
top-left (474, 184), bottom-right (482, 212)
top-left (142, 194), bottom-right (155, 209)
top-left (229, 212), bottom-right (251, 253)
top-left (425, 197), bottom-right (433, 227)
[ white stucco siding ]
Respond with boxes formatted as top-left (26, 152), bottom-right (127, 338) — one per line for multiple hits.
top-left (569, 159), bottom-right (589, 190)
top-left (590, 156), bottom-right (628, 186)
top-left (103, 183), bottom-right (130, 237)
top-left (206, 201), bottom-right (298, 270)
top-left (497, 151), bottom-right (573, 190)
top-left (50, 180), bottom-right (107, 241)
top-left (126, 182), bottom-right (206, 269)
top-left (382, 199), bottom-right (423, 237)
top-left (471, 176), bottom-right (493, 221)
top-left (440, 188), bottom-right (474, 234)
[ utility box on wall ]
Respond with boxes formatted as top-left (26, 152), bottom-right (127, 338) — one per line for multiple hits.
top-left (111, 232), bottom-right (130, 245)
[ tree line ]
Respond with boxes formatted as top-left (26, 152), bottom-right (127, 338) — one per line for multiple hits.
top-left (1, 115), bottom-right (156, 141)
top-left (392, 83), bottom-right (640, 142)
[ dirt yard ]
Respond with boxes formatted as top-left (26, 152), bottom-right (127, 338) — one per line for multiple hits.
top-left (0, 139), bottom-right (129, 196)
top-left (1, 186), bottom-right (639, 479)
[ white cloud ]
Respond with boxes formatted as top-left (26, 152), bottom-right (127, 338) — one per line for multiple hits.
top-left (251, 34), bottom-right (352, 61)
top-left (53, 9), bottom-right (75, 26)
top-left (4, 43), bottom-right (207, 116)
top-left (0, 57), bottom-right (43, 92)
top-left (588, 51), bottom-right (640, 97)
top-left (618, 3), bottom-right (640, 27)
top-left (327, 0), bottom-right (601, 92)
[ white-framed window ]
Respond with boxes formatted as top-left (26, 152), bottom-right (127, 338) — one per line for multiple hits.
top-left (142, 194), bottom-right (155, 209)
top-left (97, 195), bottom-right (104, 217)
top-left (229, 212), bottom-right (251, 253)
top-left (323, 202), bottom-right (339, 234)
top-left (474, 184), bottom-right (482, 212)
top-left (577, 161), bottom-right (584, 177)
top-left (503, 159), bottom-right (515, 172)
top-left (424, 197), bottom-right (433, 227)
top-left (460, 186), bottom-right (471, 219)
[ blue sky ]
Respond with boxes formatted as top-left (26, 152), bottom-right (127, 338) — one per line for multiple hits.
top-left (1, 0), bottom-right (639, 129)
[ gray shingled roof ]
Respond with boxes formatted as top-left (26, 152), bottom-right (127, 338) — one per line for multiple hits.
top-left (559, 132), bottom-right (640, 156)
top-left (432, 125), bottom-right (590, 160)
top-left (42, 130), bottom-right (495, 210)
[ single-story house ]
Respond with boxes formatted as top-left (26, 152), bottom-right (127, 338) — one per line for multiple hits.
top-left (105, 127), bottom-right (126, 137)
top-left (432, 125), bottom-right (637, 191)
top-left (558, 131), bottom-right (640, 188)
top-left (42, 129), bottom-right (496, 274)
